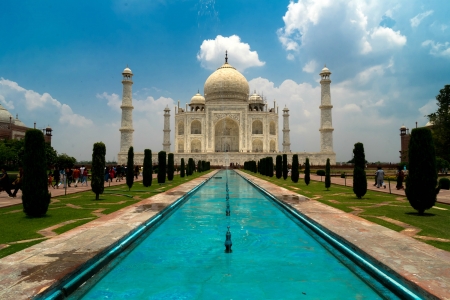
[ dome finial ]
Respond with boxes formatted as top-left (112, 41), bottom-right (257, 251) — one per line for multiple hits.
top-left (225, 50), bottom-right (228, 63)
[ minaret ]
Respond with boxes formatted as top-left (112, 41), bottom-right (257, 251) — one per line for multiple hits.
top-left (319, 65), bottom-right (334, 153)
top-left (163, 105), bottom-right (171, 152)
top-left (282, 106), bottom-right (291, 152)
top-left (119, 66), bottom-right (134, 153)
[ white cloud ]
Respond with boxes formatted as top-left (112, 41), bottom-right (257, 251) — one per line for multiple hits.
top-left (0, 95), bottom-right (14, 110)
top-left (369, 26), bottom-right (407, 51)
top-left (97, 92), bottom-right (121, 112)
top-left (0, 78), bottom-right (93, 127)
top-left (277, 0), bottom-right (406, 58)
top-left (422, 40), bottom-right (450, 58)
top-left (302, 60), bottom-right (317, 73)
top-left (410, 10), bottom-right (433, 28)
top-left (197, 35), bottom-right (265, 71)
top-left (287, 53), bottom-right (295, 60)
top-left (419, 99), bottom-right (436, 116)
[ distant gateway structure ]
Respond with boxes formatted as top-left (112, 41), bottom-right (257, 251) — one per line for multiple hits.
top-left (117, 54), bottom-right (335, 166)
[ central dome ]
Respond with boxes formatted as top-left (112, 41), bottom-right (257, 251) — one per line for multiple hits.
top-left (204, 62), bottom-right (249, 102)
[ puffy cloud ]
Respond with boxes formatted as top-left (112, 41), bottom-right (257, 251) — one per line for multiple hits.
top-left (0, 95), bottom-right (14, 110)
top-left (97, 92), bottom-right (121, 112)
top-left (0, 78), bottom-right (92, 127)
top-left (197, 35), bottom-right (265, 71)
top-left (422, 40), bottom-right (450, 58)
top-left (410, 10), bottom-right (433, 28)
top-left (302, 60), bottom-right (317, 73)
top-left (369, 26), bottom-right (407, 51)
top-left (277, 0), bottom-right (406, 60)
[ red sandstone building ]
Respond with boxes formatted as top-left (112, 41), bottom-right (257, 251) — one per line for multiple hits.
top-left (0, 104), bottom-right (52, 144)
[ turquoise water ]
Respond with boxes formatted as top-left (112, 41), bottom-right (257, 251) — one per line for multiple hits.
top-left (74, 170), bottom-right (397, 299)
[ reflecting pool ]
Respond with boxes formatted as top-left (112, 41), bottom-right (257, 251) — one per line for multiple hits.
top-left (73, 170), bottom-right (398, 299)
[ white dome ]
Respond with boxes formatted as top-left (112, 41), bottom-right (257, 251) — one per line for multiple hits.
top-left (204, 62), bottom-right (249, 102)
top-left (249, 91), bottom-right (263, 102)
top-left (425, 121), bottom-right (434, 127)
top-left (123, 67), bottom-right (132, 74)
top-left (190, 92), bottom-right (205, 104)
top-left (0, 104), bottom-right (14, 123)
top-left (14, 114), bottom-right (26, 127)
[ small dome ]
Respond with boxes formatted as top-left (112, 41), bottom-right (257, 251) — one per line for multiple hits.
top-left (123, 67), bottom-right (132, 74)
top-left (204, 61), bottom-right (249, 102)
top-left (46, 126), bottom-right (52, 130)
top-left (425, 121), bottom-right (434, 127)
top-left (190, 92), bottom-right (205, 104)
top-left (400, 125), bottom-right (406, 129)
top-left (249, 91), bottom-right (263, 102)
top-left (320, 65), bottom-right (331, 75)
top-left (14, 114), bottom-right (26, 127)
top-left (0, 104), bottom-right (14, 123)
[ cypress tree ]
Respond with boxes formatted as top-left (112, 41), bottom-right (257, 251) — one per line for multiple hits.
top-left (261, 158), bottom-right (266, 176)
top-left (304, 158), bottom-right (311, 186)
top-left (188, 158), bottom-right (194, 175)
top-left (180, 158), bottom-right (185, 177)
top-left (197, 160), bottom-right (202, 173)
top-left (202, 160), bottom-right (206, 172)
top-left (257, 160), bottom-right (260, 174)
top-left (291, 154), bottom-right (299, 183)
top-left (91, 142), bottom-right (106, 200)
top-left (22, 129), bottom-right (51, 217)
top-left (406, 128), bottom-right (439, 215)
top-left (276, 155), bottom-right (282, 179)
top-left (158, 151), bottom-right (166, 183)
top-left (267, 157), bottom-right (274, 177)
top-left (352, 142), bottom-right (367, 199)
top-left (143, 149), bottom-right (153, 187)
top-left (282, 154), bottom-right (288, 180)
top-left (167, 153), bottom-right (174, 181)
top-left (325, 158), bottom-right (331, 190)
top-left (126, 146), bottom-right (134, 191)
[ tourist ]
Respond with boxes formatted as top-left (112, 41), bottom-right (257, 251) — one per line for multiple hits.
top-left (396, 166), bottom-right (405, 190)
top-left (109, 167), bottom-right (115, 182)
top-left (11, 167), bottom-right (23, 197)
top-left (73, 167), bottom-right (80, 187)
top-left (80, 165), bottom-right (85, 177)
top-left (104, 166), bottom-right (110, 182)
top-left (0, 168), bottom-right (13, 197)
top-left (134, 165), bottom-right (139, 179)
top-left (66, 168), bottom-right (73, 187)
top-left (115, 165), bottom-right (122, 182)
top-left (376, 166), bottom-right (386, 189)
top-left (373, 171), bottom-right (377, 187)
top-left (53, 166), bottom-right (60, 189)
top-left (60, 167), bottom-right (66, 188)
top-left (81, 168), bottom-right (88, 186)
top-left (48, 170), bottom-right (53, 188)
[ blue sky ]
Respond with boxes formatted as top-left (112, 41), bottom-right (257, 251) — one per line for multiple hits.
top-left (1, 0), bottom-right (449, 162)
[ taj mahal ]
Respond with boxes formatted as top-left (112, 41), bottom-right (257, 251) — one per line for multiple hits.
top-left (117, 53), bottom-right (335, 166)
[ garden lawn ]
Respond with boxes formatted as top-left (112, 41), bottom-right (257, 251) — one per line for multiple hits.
top-left (243, 171), bottom-right (450, 252)
top-left (0, 171), bottom-right (211, 258)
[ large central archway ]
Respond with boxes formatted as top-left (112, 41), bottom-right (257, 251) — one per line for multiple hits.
top-left (214, 118), bottom-right (239, 152)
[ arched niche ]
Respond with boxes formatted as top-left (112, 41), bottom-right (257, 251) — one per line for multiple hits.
top-left (191, 139), bottom-right (201, 152)
top-left (178, 122), bottom-right (184, 135)
top-left (270, 140), bottom-right (276, 152)
top-left (191, 120), bottom-right (201, 134)
top-left (215, 118), bottom-right (239, 152)
top-left (178, 140), bottom-right (184, 153)
top-left (252, 120), bottom-right (263, 134)
top-left (270, 121), bottom-right (276, 135)
top-left (252, 139), bottom-right (263, 152)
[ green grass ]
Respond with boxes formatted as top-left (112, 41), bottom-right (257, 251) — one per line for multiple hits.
top-left (0, 171), bottom-right (211, 258)
top-left (243, 171), bottom-right (450, 252)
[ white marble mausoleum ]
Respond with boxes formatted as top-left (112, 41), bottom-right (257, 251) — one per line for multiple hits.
top-left (118, 53), bottom-right (336, 166)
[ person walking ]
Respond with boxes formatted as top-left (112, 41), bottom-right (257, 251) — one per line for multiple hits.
top-left (396, 166), bottom-right (405, 190)
top-left (376, 166), bottom-right (386, 188)
top-left (11, 167), bottom-right (23, 197)
top-left (81, 168), bottom-right (88, 186)
top-left (53, 166), bottom-right (60, 189)
top-left (73, 167), bottom-right (80, 187)
top-left (0, 168), bottom-right (14, 197)
top-left (48, 170), bottom-right (53, 188)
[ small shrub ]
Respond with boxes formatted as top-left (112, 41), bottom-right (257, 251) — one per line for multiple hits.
top-left (439, 178), bottom-right (450, 190)
top-left (316, 170), bottom-right (325, 176)
top-left (340, 173), bottom-right (346, 178)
